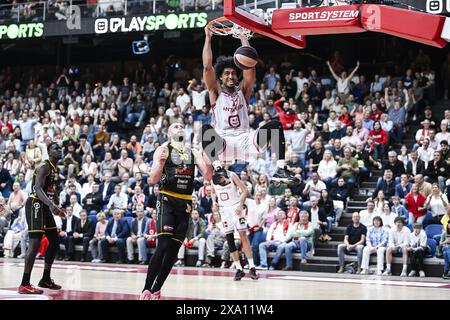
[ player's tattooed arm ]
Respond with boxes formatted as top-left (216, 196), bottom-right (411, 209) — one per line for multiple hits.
top-left (34, 163), bottom-right (62, 215)
top-left (192, 148), bottom-right (213, 181)
top-left (149, 146), bottom-right (169, 185)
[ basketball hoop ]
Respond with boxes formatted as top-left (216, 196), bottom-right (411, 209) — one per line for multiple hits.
top-left (207, 17), bottom-right (254, 40)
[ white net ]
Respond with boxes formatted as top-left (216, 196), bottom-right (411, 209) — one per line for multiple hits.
top-left (208, 18), bottom-right (254, 40)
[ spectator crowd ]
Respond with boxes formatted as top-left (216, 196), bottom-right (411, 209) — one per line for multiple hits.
top-left (0, 46), bottom-right (449, 279)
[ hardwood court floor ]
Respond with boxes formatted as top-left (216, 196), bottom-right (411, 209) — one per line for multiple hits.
top-left (0, 258), bottom-right (449, 300)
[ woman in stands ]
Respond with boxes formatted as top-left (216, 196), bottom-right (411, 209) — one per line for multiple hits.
top-left (254, 174), bottom-right (269, 195)
top-left (368, 121), bottom-right (388, 161)
top-left (265, 197), bottom-right (280, 230)
top-left (425, 183), bottom-right (448, 225)
top-left (350, 104), bottom-right (365, 122)
top-left (397, 145), bottom-right (410, 169)
top-left (374, 190), bottom-right (387, 216)
top-left (317, 149), bottom-right (338, 187)
top-left (436, 120), bottom-right (450, 146)
top-left (360, 216), bottom-right (388, 275)
top-left (306, 104), bottom-right (318, 126)
top-left (404, 183), bottom-right (428, 224)
top-left (25, 140), bottom-right (42, 182)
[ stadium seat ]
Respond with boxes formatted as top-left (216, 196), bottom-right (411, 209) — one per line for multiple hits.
top-left (88, 215), bottom-right (98, 225)
top-left (425, 224), bottom-right (442, 240)
top-left (426, 238), bottom-right (437, 258)
top-left (125, 217), bottom-right (133, 229)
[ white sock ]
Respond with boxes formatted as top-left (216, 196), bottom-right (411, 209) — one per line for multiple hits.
top-left (386, 264), bottom-right (391, 270)
top-left (213, 160), bottom-right (222, 170)
top-left (234, 261), bottom-right (242, 271)
top-left (276, 160), bottom-right (286, 169)
top-left (402, 264), bottom-right (408, 271)
top-left (248, 258), bottom-right (255, 269)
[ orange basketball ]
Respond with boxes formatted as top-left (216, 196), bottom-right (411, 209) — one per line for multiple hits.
top-left (233, 45), bottom-right (258, 70)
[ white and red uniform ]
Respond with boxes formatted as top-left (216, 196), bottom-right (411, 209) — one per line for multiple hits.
top-left (211, 171), bottom-right (247, 234)
top-left (211, 87), bottom-right (261, 162)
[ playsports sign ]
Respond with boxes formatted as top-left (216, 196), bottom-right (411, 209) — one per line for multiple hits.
top-left (95, 13), bottom-right (208, 34)
top-left (0, 22), bottom-right (44, 39)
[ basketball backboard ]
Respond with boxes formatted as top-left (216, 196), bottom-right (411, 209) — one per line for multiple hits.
top-left (222, 0), bottom-right (449, 48)
top-left (223, 0), bottom-right (307, 48)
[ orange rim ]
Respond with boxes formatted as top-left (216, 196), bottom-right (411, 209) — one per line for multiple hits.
top-left (207, 17), bottom-right (234, 36)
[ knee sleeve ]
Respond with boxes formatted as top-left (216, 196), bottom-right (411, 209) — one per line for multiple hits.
top-left (226, 233), bottom-right (237, 253)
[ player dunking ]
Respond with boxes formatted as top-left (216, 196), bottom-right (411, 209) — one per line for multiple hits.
top-left (140, 123), bottom-right (212, 300)
top-left (211, 166), bottom-right (259, 280)
top-left (202, 27), bottom-right (294, 181)
top-left (19, 142), bottom-right (65, 294)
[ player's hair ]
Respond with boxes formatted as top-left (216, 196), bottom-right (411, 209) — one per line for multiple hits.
top-left (214, 56), bottom-right (240, 80)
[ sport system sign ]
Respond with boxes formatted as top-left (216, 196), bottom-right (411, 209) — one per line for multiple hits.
top-left (271, 3), bottom-right (447, 47)
top-left (95, 13), bottom-right (208, 34)
top-left (0, 23), bottom-right (44, 39)
top-left (273, 5), bottom-right (364, 35)
top-left (288, 9), bottom-right (359, 23)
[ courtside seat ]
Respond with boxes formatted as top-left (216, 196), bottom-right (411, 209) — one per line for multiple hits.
top-left (125, 217), bottom-right (133, 230)
top-left (426, 224), bottom-right (442, 239)
top-left (88, 215), bottom-right (98, 225)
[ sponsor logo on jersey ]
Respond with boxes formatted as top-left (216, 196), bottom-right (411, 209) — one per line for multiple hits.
top-left (175, 168), bottom-right (193, 175)
top-left (228, 115), bottom-right (241, 128)
top-left (163, 225), bottom-right (174, 231)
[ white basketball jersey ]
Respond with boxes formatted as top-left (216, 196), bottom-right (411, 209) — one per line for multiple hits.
top-left (212, 172), bottom-right (241, 207)
top-left (212, 87), bottom-right (249, 136)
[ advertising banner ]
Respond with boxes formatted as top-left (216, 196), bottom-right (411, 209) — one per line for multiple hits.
top-left (271, 5), bottom-right (365, 36)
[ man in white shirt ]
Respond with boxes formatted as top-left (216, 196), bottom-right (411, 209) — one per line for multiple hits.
top-left (257, 210), bottom-right (291, 269)
top-left (415, 119), bottom-right (432, 149)
top-left (302, 172), bottom-right (327, 210)
top-left (288, 120), bottom-right (310, 167)
top-left (175, 87), bottom-right (191, 113)
top-left (327, 60), bottom-right (360, 100)
top-left (341, 126), bottom-right (362, 151)
top-left (407, 223), bottom-right (428, 277)
top-left (187, 79), bottom-right (208, 114)
top-left (383, 216), bottom-right (411, 277)
top-left (126, 206), bottom-right (148, 264)
top-left (293, 71), bottom-right (309, 100)
top-left (417, 138), bottom-right (435, 168)
top-left (321, 90), bottom-right (334, 112)
top-left (59, 207), bottom-right (79, 261)
top-left (327, 111), bottom-right (338, 132)
top-left (107, 185), bottom-right (128, 214)
top-left (246, 192), bottom-right (268, 267)
top-left (69, 194), bottom-right (82, 218)
top-left (359, 201), bottom-right (377, 228)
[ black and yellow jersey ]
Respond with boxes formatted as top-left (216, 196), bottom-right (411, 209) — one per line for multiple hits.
top-left (30, 159), bottom-right (59, 202)
top-left (159, 143), bottom-right (195, 200)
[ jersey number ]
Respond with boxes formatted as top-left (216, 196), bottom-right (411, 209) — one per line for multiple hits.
top-left (228, 115), bottom-right (241, 128)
